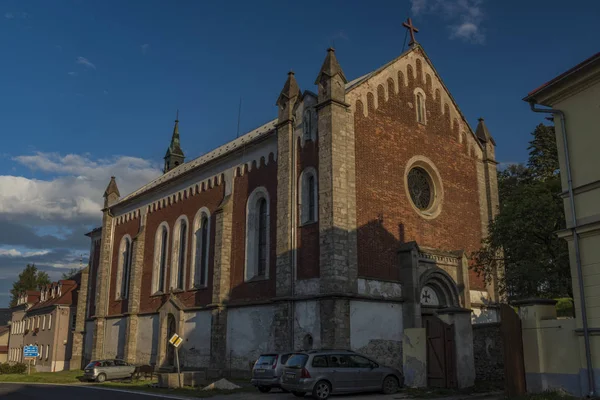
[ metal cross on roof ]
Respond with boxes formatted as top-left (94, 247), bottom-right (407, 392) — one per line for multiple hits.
top-left (402, 17), bottom-right (419, 47)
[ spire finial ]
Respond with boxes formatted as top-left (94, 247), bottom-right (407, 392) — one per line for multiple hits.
top-left (176, 109), bottom-right (179, 122)
top-left (402, 17), bottom-right (420, 46)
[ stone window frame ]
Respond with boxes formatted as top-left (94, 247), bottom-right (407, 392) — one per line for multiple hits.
top-left (152, 222), bottom-right (170, 295)
top-left (414, 87), bottom-right (427, 125)
top-left (189, 207), bottom-right (211, 290)
top-left (303, 107), bottom-right (315, 142)
top-left (245, 186), bottom-right (271, 282)
top-left (404, 155), bottom-right (444, 220)
top-left (115, 234), bottom-right (133, 300)
top-left (170, 215), bottom-right (190, 291)
top-left (299, 167), bottom-right (318, 226)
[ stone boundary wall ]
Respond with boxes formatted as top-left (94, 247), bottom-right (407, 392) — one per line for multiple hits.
top-left (472, 322), bottom-right (504, 382)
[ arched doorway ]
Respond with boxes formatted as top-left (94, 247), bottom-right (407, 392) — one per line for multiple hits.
top-left (166, 314), bottom-right (176, 367)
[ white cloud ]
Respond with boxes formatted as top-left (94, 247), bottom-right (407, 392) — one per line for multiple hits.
top-left (141, 43), bottom-right (150, 54)
top-left (0, 249), bottom-right (50, 257)
top-left (76, 56), bottom-right (96, 70)
top-left (4, 12), bottom-right (14, 19)
top-left (410, 0), bottom-right (486, 44)
top-left (0, 152), bottom-right (161, 223)
top-left (5, 12), bottom-right (28, 20)
top-left (68, 71), bottom-right (77, 76)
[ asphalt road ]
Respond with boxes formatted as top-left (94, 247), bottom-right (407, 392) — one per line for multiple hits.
top-left (0, 383), bottom-right (408, 400)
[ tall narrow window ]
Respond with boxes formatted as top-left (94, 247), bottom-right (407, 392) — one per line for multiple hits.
top-left (303, 109), bottom-right (312, 141)
top-left (159, 227), bottom-right (168, 291)
top-left (48, 314), bottom-right (52, 330)
top-left (177, 220), bottom-right (187, 289)
top-left (299, 168), bottom-right (318, 225)
top-left (46, 344), bottom-right (49, 360)
top-left (245, 187), bottom-right (270, 281)
top-left (415, 90), bottom-right (426, 124)
top-left (191, 209), bottom-right (211, 288)
top-left (171, 216), bottom-right (189, 290)
top-left (257, 198), bottom-right (268, 277)
top-left (117, 236), bottom-right (132, 299)
top-left (308, 175), bottom-right (315, 222)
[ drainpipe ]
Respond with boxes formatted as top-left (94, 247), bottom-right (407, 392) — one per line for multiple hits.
top-left (529, 102), bottom-right (595, 397)
top-left (289, 115), bottom-right (297, 351)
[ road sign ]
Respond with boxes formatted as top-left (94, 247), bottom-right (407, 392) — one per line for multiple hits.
top-left (23, 345), bottom-right (38, 358)
top-left (169, 333), bottom-right (183, 348)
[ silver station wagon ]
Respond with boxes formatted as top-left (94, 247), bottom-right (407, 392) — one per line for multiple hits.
top-left (251, 352), bottom-right (292, 392)
top-left (83, 359), bottom-right (136, 382)
top-left (280, 350), bottom-right (403, 400)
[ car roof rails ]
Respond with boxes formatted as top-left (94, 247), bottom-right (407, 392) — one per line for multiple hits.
top-left (307, 348), bottom-right (355, 354)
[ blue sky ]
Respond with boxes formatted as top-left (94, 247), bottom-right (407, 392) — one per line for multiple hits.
top-left (0, 0), bottom-right (597, 306)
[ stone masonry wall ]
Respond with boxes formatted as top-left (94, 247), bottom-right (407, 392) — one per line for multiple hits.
top-left (472, 322), bottom-right (504, 382)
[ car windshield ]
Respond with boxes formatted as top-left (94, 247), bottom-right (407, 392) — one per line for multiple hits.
top-left (285, 354), bottom-right (308, 369)
top-left (256, 355), bottom-right (277, 366)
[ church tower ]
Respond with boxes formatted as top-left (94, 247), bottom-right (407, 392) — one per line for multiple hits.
top-left (163, 113), bottom-right (185, 173)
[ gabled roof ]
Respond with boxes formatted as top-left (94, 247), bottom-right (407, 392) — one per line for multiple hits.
top-left (115, 118), bottom-right (278, 207)
top-left (524, 52), bottom-right (600, 103)
top-left (27, 277), bottom-right (79, 313)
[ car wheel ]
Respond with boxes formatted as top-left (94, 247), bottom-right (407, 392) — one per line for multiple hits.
top-left (382, 375), bottom-right (399, 394)
top-left (312, 380), bottom-right (331, 400)
top-left (292, 391), bottom-right (305, 397)
top-left (96, 373), bottom-right (107, 383)
top-left (258, 386), bottom-right (271, 393)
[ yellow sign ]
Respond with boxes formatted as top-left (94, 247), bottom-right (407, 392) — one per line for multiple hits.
top-left (169, 333), bottom-right (180, 345)
top-left (173, 337), bottom-right (183, 348)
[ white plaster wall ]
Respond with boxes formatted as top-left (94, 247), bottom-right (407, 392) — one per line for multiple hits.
top-left (294, 300), bottom-right (321, 351)
top-left (136, 315), bottom-right (158, 365)
top-left (471, 307), bottom-right (499, 324)
top-left (357, 278), bottom-right (402, 298)
top-left (181, 311), bottom-right (211, 368)
top-left (226, 305), bottom-right (276, 371)
top-left (104, 317), bottom-right (126, 359)
top-left (83, 321), bottom-right (94, 363)
top-left (350, 301), bottom-right (403, 369)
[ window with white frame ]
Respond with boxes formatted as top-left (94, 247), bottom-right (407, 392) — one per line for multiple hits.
top-left (152, 223), bottom-right (169, 294)
top-left (46, 344), bottom-right (49, 360)
top-left (36, 316), bottom-right (39, 329)
top-left (245, 187), bottom-right (270, 281)
top-left (42, 315), bottom-right (46, 330)
top-left (115, 235), bottom-right (132, 299)
top-left (414, 88), bottom-right (426, 124)
top-left (171, 216), bottom-right (189, 291)
top-left (299, 167), bottom-right (318, 225)
top-left (48, 314), bottom-right (52, 330)
top-left (190, 208), bottom-right (210, 288)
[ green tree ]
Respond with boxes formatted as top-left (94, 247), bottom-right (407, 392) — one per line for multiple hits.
top-left (9, 264), bottom-right (51, 307)
top-left (61, 267), bottom-right (82, 280)
top-left (472, 123), bottom-right (571, 300)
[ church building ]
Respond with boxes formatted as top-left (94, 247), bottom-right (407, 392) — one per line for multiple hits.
top-left (74, 26), bottom-right (500, 379)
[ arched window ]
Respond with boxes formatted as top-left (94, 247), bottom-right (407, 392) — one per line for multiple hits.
top-left (190, 208), bottom-right (211, 289)
top-left (171, 216), bottom-right (189, 290)
top-left (303, 108), bottom-right (313, 141)
top-left (299, 167), bottom-right (318, 225)
top-left (415, 89), bottom-right (426, 124)
top-left (152, 223), bottom-right (169, 294)
top-left (245, 187), bottom-right (270, 281)
top-left (115, 235), bottom-right (132, 299)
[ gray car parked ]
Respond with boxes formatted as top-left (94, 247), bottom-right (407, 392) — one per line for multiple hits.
top-left (251, 352), bottom-right (292, 392)
top-left (280, 350), bottom-right (403, 399)
top-left (83, 359), bottom-right (136, 382)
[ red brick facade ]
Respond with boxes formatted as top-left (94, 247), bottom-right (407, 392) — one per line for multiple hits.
top-left (353, 56), bottom-right (485, 289)
top-left (229, 154), bottom-right (278, 301)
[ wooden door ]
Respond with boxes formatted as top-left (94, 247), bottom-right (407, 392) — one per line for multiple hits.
top-left (500, 304), bottom-right (526, 396)
top-left (423, 315), bottom-right (457, 388)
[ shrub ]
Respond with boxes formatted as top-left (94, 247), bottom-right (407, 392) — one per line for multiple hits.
top-left (556, 298), bottom-right (575, 318)
top-left (0, 362), bottom-right (28, 374)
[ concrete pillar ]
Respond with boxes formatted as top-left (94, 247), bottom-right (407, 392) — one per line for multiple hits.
top-left (438, 307), bottom-right (475, 388)
top-left (70, 266), bottom-right (89, 370)
top-left (399, 241), bottom-right (422, 329)
top-left (124, 211), bottom-right (147, 364)
top-left (403, 328), bottom-right (427, 388)
top-left (209, 194), bottom-right (233, 374)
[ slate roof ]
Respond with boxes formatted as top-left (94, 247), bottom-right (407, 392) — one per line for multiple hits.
top-left (27, 274), bottom-right (81, 313)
